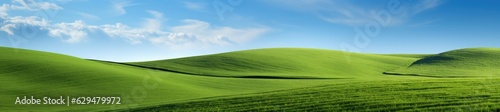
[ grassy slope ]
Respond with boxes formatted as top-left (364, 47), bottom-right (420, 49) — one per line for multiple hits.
top-left (388, 48), bottom-right (500, 77)
top-left (125, 48), bottom-right (500, 111)
top-left (4, 46), bottom-right (499, 111)
top-left (130, 78), bottom-right (500, 111)
top-left (0, 47), bottom-right (350, 111)
top-left (130, 48), bottom-right (419, 79)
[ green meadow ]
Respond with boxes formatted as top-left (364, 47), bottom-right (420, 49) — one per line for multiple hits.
top-left (1, 46), bottom-right (500, 111)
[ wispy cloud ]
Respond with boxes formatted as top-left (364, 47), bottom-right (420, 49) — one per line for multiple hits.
top-left (48, 20), bottom-right (92, 43)
top-left (0, 4), bottom-right (10, 18)
top-left (262, 0), bottom-right (445, 26)
top-left (0, 0), bottom-right (59, 37)
top-left (2, 16), bottom-right (50, 27)
top-left (99, 10), bottom-right (165, 44)
top-left (77, 12), bottom-right (100, 20)
top-left (183, 2), bottom-right (205, 11)
top-left (0, 16), bottom-right (50, 36)
top-left (98, 11), bottom-right (270, 48)
top-left (413, 0), bottom-right (444, 13)
top-left (0, 15), bottom-right (89, 43)
top-left (142, 10), bottom-right (164, 32)
top-left (1, 0), bottom-right (269, 47)
top-left (11, 0), bottom-right (63, 11)
top-left (157, 19), bottom-right (270, 48)
top-left (111, 1), bottom-right (137, 16)
top-left (0, 24), bottom-right (17, 35)
top-left (0, 0), bottom-right (63, 18)
top-left (0, 10), bottom-right (156, 44)
top-left (100, 23), bottom-right (145, 44)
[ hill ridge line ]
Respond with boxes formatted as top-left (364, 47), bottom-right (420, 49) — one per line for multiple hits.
top-left (88, 59), bottom-right (344, 80)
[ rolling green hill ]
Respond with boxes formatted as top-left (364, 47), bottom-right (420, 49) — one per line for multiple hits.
top-left (2, 46), bottom-right (500, 111)
top-left (0, 47), bottom-right (348, 111)
top-left (130, 48), bottom-right (420, 79)
top-left (387, 48), bottom-right (500, 77)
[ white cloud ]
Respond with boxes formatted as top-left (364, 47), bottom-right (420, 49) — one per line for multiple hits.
top-left (263, 0), bottom-right (445, 26)
top-left (48, 20), bottom-right (90, 43)
top-left (0, 4), bottom-right (9, 18)
top-left (0, 24), bottom-right (17, 35)
top-left (3, 16), bottom-right (50, 27)
top-left (111, 1), bottom-right (136, 16)
top-left (1, 8), bottom-right (269, 47)
top-left (168, 19), bottom-right (269, 46)
top-left (100, 23), bottom-right (148, 44)
top-left (0, 16), bottom-right (92, 43)
top-left (0, 16), bottom-right (50, 35)
top-left (0, 0), bottom-right (63, 18)
top-left (99, 11), bottom-right (269, 48)
top-left (99, 11), bottom-right (165, 44)
top-left (11, 0), bottom-right (63, 11)
top-left (149, 32), bottom-right (197, 49)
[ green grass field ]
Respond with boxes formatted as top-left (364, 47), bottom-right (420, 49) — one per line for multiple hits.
top-left (130, 48), bottom-right (420, 79)
top-left (388, 48), bottom-right (500, 77)
top-left (1, 46), bottom-right (500, 111)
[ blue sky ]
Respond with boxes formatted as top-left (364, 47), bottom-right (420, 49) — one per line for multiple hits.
top-left (1, 0), bottom-right (500, 62)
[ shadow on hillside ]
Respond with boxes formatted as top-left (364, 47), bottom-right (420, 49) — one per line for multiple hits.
top-left (382, 72), bottom-right (471, 78)
top-left (88, 59), bottom-right (343, 80)
top-left (409, 55), bottom-right (455, 67)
